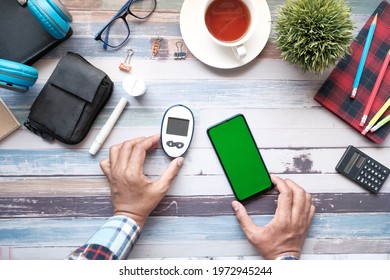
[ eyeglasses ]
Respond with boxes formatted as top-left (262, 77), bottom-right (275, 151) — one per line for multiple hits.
top-left (95, 0), bottom-right (157, 49)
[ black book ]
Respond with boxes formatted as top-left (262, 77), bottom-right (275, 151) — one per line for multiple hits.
top-left (0, 0), bottom-right (72, 65)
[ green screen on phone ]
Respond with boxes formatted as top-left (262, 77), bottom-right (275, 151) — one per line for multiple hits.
top-left (207, 114), bottom-right (273, 201)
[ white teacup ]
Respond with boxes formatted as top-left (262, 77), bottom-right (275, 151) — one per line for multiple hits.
top-left (203, 0), bottom-right (258, 60)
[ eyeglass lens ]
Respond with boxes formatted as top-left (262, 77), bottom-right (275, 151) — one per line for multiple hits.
top-left (100, 18), bottom-right (130, 48)
top-left (129, 0), bottom-right (156, 19)
top-left (98, 0), bottom-right (156, 48)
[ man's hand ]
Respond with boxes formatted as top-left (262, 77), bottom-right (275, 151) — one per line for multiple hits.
top-left (232, 175), bottom-right (315, 259)
top-left (100, 134), bottom-right (184, 229)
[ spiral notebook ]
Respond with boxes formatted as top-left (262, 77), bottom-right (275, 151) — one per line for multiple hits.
top-left (314, 1), bottom-right (390, 144)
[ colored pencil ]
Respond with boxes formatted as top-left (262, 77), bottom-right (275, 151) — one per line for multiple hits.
top-left (370, 114), bottom-right (390, 132)
top-left (359, 49), bottom-right (390, 127)
top-left (362, 97), bottom-right (390, 135)
top-left (351, 14), bottom-right (378, 99)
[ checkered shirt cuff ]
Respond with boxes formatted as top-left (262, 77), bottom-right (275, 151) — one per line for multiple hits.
top-left (85, 215), bottom-right (141, 259)
top-left (67, 215), bottom-right (141, 260)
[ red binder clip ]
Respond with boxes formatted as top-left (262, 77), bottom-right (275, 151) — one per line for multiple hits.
top-left (119, 49), bottom-right (134, 72)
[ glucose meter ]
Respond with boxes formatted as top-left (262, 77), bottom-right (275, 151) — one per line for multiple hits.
top-left (161, 104), bottom-right (194, 158)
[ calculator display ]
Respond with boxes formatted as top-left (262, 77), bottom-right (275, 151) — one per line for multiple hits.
top-left (355, 154), bottom-right (365, 168)
top-left (344, 152), bottom-right (365, 173)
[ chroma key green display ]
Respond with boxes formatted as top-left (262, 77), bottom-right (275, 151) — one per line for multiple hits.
top-left (207, 114), bottom-right (273, 201)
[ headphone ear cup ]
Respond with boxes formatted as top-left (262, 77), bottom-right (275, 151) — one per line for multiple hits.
top-left (27, 0), bottom-right (70, 39)
top-left (47, 0), bottom-right (73, 23)
top-left (0, 59), bottom-right (39, 92)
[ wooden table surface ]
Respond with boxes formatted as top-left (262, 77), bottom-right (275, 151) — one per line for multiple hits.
top-left (1, 0), bottom-right (389, 260)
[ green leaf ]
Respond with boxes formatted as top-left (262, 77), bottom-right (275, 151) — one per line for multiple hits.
top-left (274, 0), bottom-right (354, 74)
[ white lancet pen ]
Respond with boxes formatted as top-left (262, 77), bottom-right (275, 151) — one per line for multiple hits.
top-left (89, 97), bottom-right (128, 155)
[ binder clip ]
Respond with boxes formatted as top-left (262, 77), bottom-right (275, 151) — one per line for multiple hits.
top-left (151, 37), bottom-right (163, 57)
top-left (119, 49), bottom-right (134, 72)
top-left (174, 41), bottom-right (186, 60)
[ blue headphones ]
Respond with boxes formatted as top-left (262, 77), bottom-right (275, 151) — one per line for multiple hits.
top-left (0, 0), bottom-right (72, 92)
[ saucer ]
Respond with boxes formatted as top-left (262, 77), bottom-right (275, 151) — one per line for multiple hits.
top-left (179, 0), bottom-right (271, 69)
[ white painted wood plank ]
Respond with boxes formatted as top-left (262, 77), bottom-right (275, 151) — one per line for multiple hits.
top-left (0, 173), bottom-right (389, 197)
top-left (1, 125), bottom-right (387, 150)
top-left (1, 148), bottom-right (389, 179)
top-left (2, 109), bottom-right (389, 149)
top-left (32, 58), bottom-right (333, 82)
top-left (3, 80), bottom-right (326, 109)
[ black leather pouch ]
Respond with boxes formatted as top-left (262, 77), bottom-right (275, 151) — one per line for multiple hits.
top-left (24, 52), bottom-right (113, 145)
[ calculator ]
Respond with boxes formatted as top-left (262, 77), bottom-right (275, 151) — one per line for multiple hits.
top-left (336, 145), bottom-right (389, 193)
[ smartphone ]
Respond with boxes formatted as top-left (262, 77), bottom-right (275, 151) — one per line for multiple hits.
top-left (207, 114), bottom-right (273, 201)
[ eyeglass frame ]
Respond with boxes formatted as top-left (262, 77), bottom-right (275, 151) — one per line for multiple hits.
top-left (94, 0), bottom-right (157, 49)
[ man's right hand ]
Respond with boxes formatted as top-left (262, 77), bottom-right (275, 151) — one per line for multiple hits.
top-left (99, 134), bottom-right (184, 229)
top-left (232, 175), bottom-right (315, 259)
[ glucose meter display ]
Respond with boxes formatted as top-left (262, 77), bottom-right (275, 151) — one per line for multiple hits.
top-left (166, 117), bottom-right (189, 136)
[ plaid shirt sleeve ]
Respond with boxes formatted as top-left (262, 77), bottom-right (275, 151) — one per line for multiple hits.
top-left (67, 215), bottom-right (141, 260)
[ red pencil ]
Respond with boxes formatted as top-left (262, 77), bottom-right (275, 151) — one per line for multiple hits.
top-left (359, 49), bottom-right (390, 127)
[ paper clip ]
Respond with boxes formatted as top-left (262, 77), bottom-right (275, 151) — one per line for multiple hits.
top-left (119, 49), bottom-right (134, 72)
top-left (174, 41), bottom-right (186, 60)
top-left (151, 37), bottom-right (163, 57)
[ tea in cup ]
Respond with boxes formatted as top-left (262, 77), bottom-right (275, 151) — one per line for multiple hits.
top-left (203, 0), bottom-right (258, 59)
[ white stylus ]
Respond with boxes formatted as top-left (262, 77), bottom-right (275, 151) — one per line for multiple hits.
top-left (89, 97), bottom-right (128, 155)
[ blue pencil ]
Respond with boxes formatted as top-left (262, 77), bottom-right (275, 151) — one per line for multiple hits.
top-left (351, 14), bottom-right (378, 99)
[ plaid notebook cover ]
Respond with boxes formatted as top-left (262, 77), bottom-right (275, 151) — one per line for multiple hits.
top-left (314, 1), bottom-right (390, 144)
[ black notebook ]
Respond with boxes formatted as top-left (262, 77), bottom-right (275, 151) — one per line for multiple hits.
top-left (0, 0), bottom-right (72, 65)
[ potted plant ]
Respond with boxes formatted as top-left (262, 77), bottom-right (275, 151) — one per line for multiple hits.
top-left (274, 0), bottom-right (354, 74)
